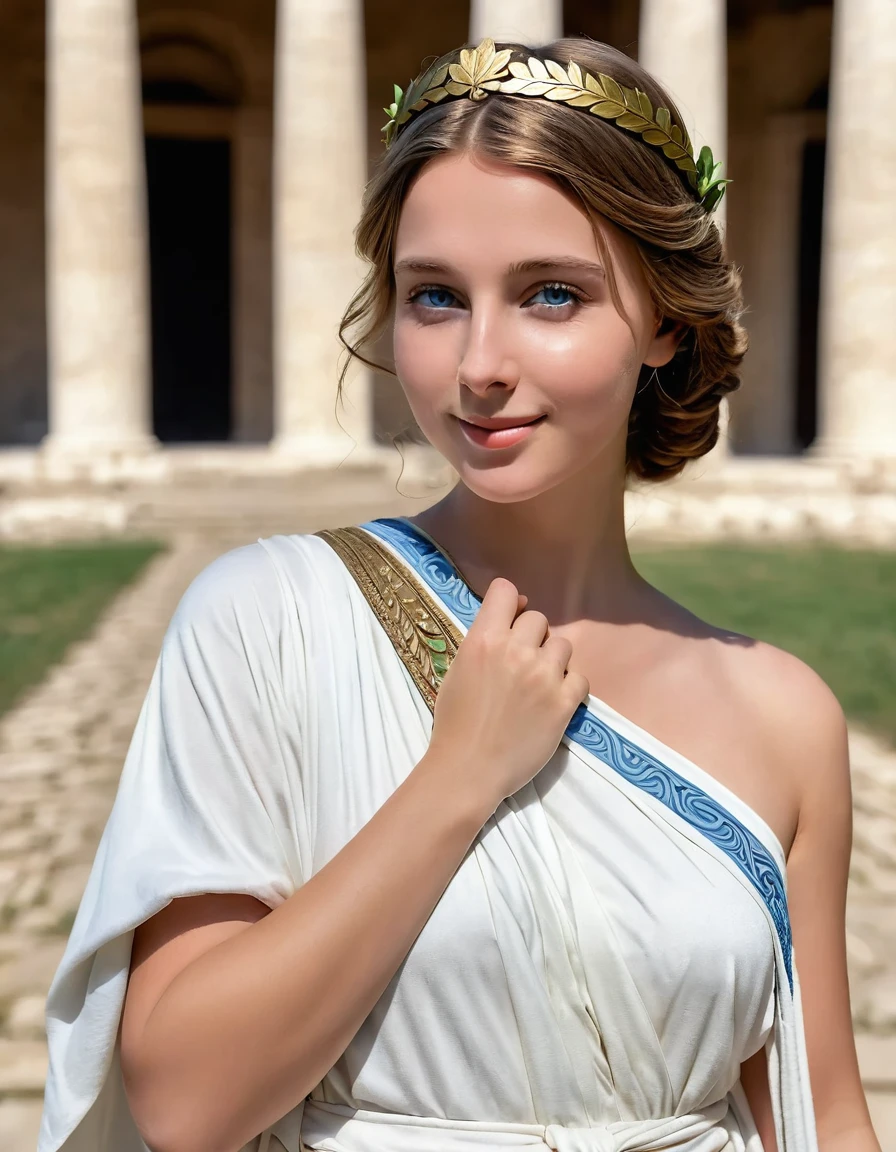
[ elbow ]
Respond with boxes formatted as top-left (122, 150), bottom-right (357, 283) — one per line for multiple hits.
top-left (123, 1059), bottom-right (233, 1152)
top-left (128, 1109), bottom-right (235, 1152)
top-left (124, 1097), bottom-right (198, 1152)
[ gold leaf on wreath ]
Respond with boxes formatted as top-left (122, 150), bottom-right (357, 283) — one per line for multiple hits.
top-left (527, 56), bottom-right (550, 81)
top-left (633, 88), bottom-right (654, 120)
top-left (443, 79), bottom-right (471, 97)
top-left (616, 111), bottom-right (651, 131)
top-left (545, 58), bottom-right (569, 84)
top-left (601, 75), bottom-right (625, 105)
top-left (545, 85), bottom-right (590, 101)
top-left (590, 100), bottom-right (620, 120)
top-left (641, 128), bottom-right (668, 145)
top-left (448, 36), bottom-right (512, 99)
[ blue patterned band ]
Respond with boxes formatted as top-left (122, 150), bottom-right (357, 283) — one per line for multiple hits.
top-left (360, 516), bottom-right (794, 989)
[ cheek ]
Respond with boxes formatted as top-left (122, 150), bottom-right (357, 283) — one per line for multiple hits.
top-left (529, 318), bottom-right (641, 424)
top-left (393, 319), bottom-right (456, 406)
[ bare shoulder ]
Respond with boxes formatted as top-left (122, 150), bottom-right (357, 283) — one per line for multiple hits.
top-left (720, 631), bottom-right (845, 742)
top-left (700, 619), bottom-right (851, 816)
top-left (651, 585), bottom-right (851, 834)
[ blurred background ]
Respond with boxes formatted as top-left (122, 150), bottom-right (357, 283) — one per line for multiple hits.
top-left (0, 0), bottom-right (894, 1149)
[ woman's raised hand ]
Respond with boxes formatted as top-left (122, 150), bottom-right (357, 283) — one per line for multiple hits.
top-left (427, 577), bottom-right (590, 815)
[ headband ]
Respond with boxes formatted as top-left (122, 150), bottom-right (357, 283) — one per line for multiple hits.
top-left (382, 38), bottom-right (729, 214)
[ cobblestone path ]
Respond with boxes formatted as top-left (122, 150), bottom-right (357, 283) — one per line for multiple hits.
top-left (0, 537), bottom-right (894, 1150)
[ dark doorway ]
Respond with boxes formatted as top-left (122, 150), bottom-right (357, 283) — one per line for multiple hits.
top-left (145, 135), bottom-right (232, 441)
top-left (795, 139), bottom-right (826, 450)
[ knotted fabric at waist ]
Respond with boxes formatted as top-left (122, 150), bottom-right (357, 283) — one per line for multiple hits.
top-left (301, 1098), bottom-right (734, 1152)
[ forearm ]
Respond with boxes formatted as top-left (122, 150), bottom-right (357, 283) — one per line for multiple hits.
top-left (818, 1122), bottom-right (882, 1152)
top-left (127, 750), bottom-right (495, 1152)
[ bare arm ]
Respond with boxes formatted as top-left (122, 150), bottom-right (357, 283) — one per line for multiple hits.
top-left (785, 679), bottom-right (881, 1152)
top-left (122, 578), bottom-right (588, 1152)
top-left (731, 642), bottom-right (881, 1152)
top-left (122, 748), bottom-right (494, 1152)
top-left (735, 648), bottom-right (880, 1151)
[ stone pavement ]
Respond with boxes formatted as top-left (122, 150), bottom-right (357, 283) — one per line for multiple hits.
top-left (0, 532), bottom-right (894, 1151)
top-left (847, 730), bottom-right (896, 1146)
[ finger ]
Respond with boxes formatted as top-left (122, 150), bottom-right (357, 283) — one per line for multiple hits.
top-left (469, 577), bottom-right (520, 633)
top-left (510, 610), bottom-right (550, 647)
top-left (563, 672), bottom-right (591, 708)
top-left (540, 635), bottom-right (573, 674)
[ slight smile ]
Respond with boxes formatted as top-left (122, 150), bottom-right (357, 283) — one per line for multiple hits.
top-left (456, 414), bottom-right (547, 450)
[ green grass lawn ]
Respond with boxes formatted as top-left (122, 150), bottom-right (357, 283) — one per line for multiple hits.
top-left (635, 545), bottom-right (896, 746)
top-left (0, 540), bottom-right (163, 718)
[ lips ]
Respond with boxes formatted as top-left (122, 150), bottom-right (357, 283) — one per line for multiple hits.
top-left (456, 414), bottom-right (547, 450)
top-left (460, 414), bottom-right (545, 430)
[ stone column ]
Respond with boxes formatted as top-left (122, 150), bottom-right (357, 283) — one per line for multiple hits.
top-left (639, 0), bottom-right (727, 218)
top-left (44, 0), bottom-right (155, 458)
top-left (733, 115), bottom-right (809, 455)
top-left (272, 0), bottom-right (371, 462)
top-left (815, 0), bottom-right (896, 462)
top-left (639, 0), bottom-right (729, 461)
top-left (470, 0), bottom-right (563, 45)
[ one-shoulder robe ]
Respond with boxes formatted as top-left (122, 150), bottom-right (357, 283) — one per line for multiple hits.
top-left (37, 517), bottom-right (818, 1152)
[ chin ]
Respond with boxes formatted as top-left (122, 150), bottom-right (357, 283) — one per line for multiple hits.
top-left (451, 461), bottom-right (573, 504)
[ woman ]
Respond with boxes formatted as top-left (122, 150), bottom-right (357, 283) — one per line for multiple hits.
top-left (38, 37), bottom-right (878, 1152)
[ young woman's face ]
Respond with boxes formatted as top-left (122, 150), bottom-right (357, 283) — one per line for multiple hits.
top-left (392, 150), bottom-right (679, 503)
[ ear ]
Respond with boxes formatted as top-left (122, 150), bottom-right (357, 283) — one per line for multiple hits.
top-left (643, 315), bottom-right (688, 368)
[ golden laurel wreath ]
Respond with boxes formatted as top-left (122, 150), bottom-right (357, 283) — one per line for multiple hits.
top-left (382, 38), bottom-right (730, 214)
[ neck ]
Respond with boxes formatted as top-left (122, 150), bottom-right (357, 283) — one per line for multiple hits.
top-left (412, 462), bottom-right (648, 625)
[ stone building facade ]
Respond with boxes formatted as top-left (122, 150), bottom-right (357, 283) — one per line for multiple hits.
top-left (0, 0), bottom-right (893, 477)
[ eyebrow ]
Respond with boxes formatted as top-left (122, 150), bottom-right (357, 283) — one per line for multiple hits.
top-left (393, 257), bottom-right (605, 278)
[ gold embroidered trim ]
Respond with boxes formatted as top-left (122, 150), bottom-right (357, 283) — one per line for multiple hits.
top-left (316, 526), bottom-right (462, 714)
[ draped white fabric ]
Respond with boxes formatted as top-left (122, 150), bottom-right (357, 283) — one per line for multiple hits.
top-left (37, 523), bottom-right (818, 1152)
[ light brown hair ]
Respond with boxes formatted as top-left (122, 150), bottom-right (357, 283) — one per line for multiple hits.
top-left (339, 38), bottom-right (747, 482)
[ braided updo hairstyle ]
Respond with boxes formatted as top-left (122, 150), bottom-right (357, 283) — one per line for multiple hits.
top-left (339, 38), bottom-right (747, 482)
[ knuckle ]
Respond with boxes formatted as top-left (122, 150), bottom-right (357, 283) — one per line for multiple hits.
top-left (550, 636), bottom-right (573, 658)
top-left (508, 642), bottom-right (534, 670)
top-left (467, 633), bottom-right (495, 663)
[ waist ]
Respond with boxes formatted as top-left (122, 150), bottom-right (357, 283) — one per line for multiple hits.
top-left (301, 1098), bottom-right (734, 1152)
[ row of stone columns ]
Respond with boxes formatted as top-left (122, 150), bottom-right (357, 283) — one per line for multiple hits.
top-left (43, 0), bottom-right (896, 466)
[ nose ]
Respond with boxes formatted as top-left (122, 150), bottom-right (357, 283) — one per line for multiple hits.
top-left (455, 304), bottom-right (520, 397)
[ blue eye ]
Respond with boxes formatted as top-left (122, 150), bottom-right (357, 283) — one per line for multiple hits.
top-left (413, 287), bottom-right (457, 309)
top-left (531, 284), bottom-right (577, 307)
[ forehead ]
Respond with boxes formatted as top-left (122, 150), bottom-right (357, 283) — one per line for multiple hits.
top-left (394, 151), bottom-right (600, 266)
